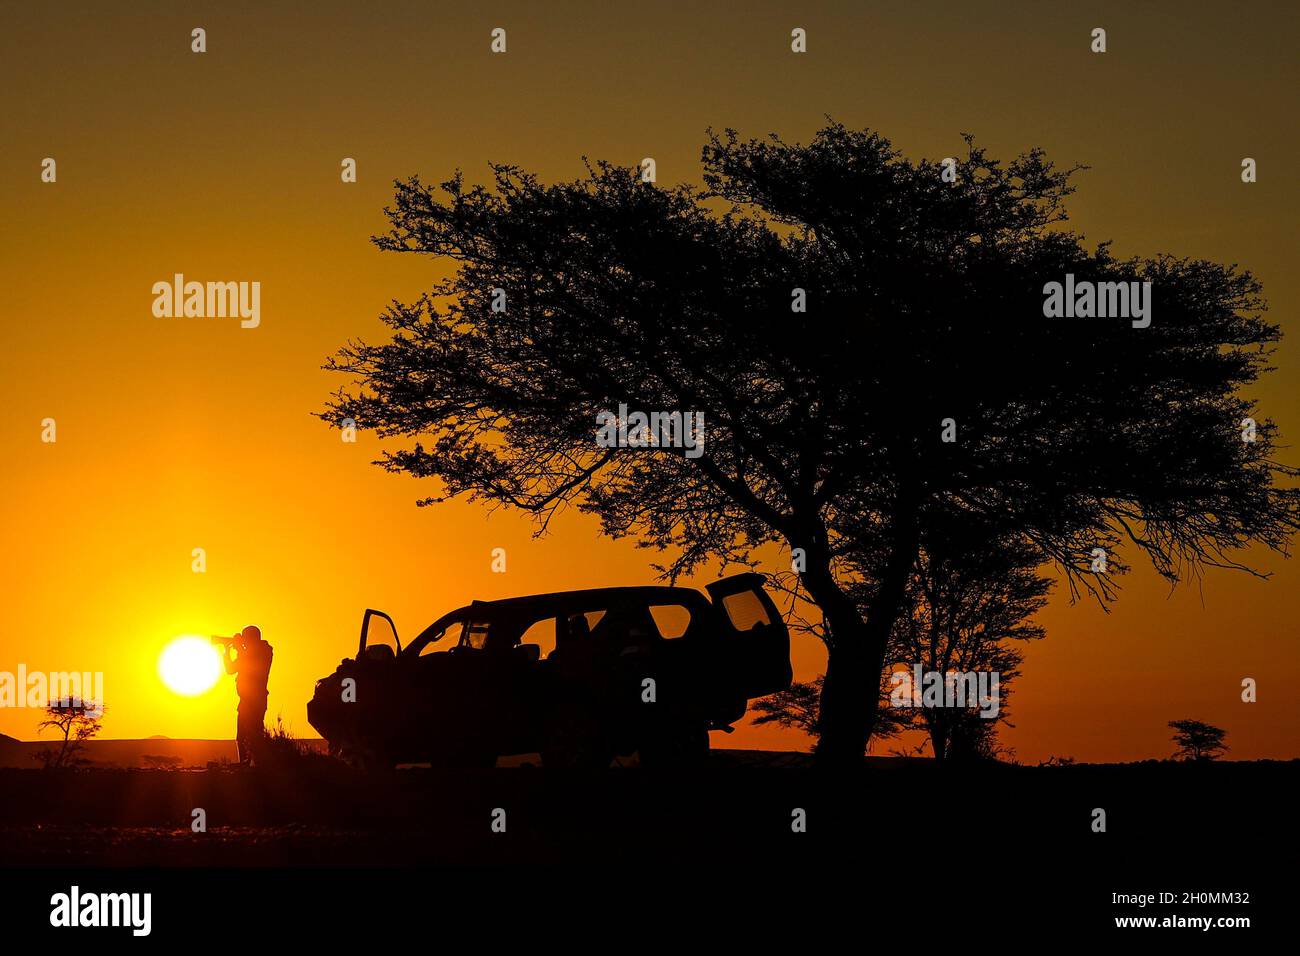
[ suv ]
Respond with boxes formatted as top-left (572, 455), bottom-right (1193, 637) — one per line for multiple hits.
top-left (306, 573), bottom-right (791, 769)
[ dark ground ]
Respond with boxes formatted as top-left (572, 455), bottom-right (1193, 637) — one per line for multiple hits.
top-left (0, 753), bottom-right (1290, 937)
top-left (1, 753), bottom-right (1293, 865)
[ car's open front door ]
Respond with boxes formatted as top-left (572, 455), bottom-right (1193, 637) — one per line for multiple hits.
top-left (705, 573), bottom-right (792, 699)
top-left (358, 608), bottom-right (401, 660)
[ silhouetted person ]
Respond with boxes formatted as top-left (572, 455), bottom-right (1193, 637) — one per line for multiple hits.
top-left (222, 624), bottom-right (273, 766)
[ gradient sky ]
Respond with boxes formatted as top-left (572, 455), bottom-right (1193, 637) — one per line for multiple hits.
top-left (2, 1), bottom-right (1296, 761)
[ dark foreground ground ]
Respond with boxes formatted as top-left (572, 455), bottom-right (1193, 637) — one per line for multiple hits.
top-left (0, 753), bottom-right (1291, 937)
top-left (1, 752), bottom-right (1293, 866)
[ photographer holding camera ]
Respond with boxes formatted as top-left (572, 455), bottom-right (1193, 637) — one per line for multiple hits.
top-left (215, 625), bottom-right (274, 767)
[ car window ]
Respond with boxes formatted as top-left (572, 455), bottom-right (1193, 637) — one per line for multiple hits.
top-left (417, 626), bottom-right (451, 656)
top-left (562, 612), bottom-right (600, 642)
top-left (363, 611), bottom-right (400, 655)
top-left (648, 604), bottom-right (692, 639)
top-left (520, 617), bottom-right (557, 658)
top-left (721, 589), bottom-right (773, 632)
top-left (462, 620), bottom-right (491, 650)
top-left (589, 604), bottom-right (658, 644)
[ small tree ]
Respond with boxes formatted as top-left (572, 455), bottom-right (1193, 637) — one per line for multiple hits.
top-left (886, 518), bottom-right (1050, 763)
top-left (35, 698), bottom-right (103, 769)
top-left (762, 515), bottom-right (1044, 762)
top-left (1169, 719), bottom-right (1228, 761)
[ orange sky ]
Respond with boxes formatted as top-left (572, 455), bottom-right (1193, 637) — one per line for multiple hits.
top-left (2, 1), bottom-right (1296, 761)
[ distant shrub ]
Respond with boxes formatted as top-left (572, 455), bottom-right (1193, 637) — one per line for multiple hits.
top-left (1038, 755), bottom-right (1077, 767)
top-left (141, 754), bottom-right (183, 770)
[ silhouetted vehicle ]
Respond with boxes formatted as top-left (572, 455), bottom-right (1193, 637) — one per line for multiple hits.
top-left (307, 573), bottom-right (791, 769)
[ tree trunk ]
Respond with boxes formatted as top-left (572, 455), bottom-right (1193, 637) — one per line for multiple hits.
top-left (816, 615), bottom-right (878, 767)
top-left (807, 505), bottom-right (921, 769)
top-left (55, 724), bottom-right (71, 769)
top-left (928, 716), bottom-right (948, 764)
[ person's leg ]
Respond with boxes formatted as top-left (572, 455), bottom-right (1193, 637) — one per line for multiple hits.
top-left (237, 698), bottom-right (268, 766)
top-left (236, 705), bottom-right (255, 765)
top-left (252, 700), bottom-right (267, 764)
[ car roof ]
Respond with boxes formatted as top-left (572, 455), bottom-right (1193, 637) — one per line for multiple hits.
top-left (466, 585), bottom-right (707, 613)
top-left (408, 585), bottom-right (712, 650)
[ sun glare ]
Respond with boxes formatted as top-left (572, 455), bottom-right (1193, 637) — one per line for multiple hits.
top-left (158, 636), bottom-right (223, 696)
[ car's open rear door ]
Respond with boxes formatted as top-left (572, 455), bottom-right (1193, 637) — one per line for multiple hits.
top-left (706, 573), bottom-right (792, 699)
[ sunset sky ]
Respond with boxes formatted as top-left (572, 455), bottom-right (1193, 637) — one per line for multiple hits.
top-left (2, 1), bottom-right (1296, 762)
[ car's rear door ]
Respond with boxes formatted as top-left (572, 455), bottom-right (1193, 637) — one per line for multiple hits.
top-left (705, 573), bottom-right (792, 699)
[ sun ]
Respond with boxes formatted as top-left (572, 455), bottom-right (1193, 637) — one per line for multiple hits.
top-left (158, 636), bottom-right (223, 696)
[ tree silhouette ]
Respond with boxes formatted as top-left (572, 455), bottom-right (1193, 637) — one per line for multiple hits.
top-left (885, 517), bottom-right (1049, 763)
top-left (762, 515), bottom-right (1043, 762)
top-left (752, 676), bottom-right (824, 741)
top-left (35, 698), bottom-right (103, 769)
top-left (1169, 719), bottom-right (1229, 761)
top-left (324, 122), bottom-right (1300, 767)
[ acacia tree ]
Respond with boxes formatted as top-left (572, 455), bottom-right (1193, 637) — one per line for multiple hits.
top-left (35, 698), bottom-right (103, 770)
top-left (885, 519), bottom-right (1050, 763)
top-left (759, 516), bottom-right (1045, 762)
top-left (323, 122), bottom-right (1299, 767)
top-left (1169, 719), bottom-right (1229, 761)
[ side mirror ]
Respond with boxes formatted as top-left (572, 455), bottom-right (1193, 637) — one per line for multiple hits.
top-left (516, 643), bottom-right (541, 663)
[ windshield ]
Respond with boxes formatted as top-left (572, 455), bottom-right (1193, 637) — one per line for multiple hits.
top-left (406, 609), bottom-right (467, 655)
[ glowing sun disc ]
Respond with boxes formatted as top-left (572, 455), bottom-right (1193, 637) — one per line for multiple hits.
top-left (159, 636), bottom-right (223, 696)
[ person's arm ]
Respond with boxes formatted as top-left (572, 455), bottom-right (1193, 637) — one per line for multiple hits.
top-left (223, 643), bottom-right (239, 675)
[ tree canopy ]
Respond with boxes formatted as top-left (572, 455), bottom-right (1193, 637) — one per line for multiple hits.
top-left (1169, 718), bottom-right (1229, 761)
top-left (324, 122), bottom-right (1299, 765)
